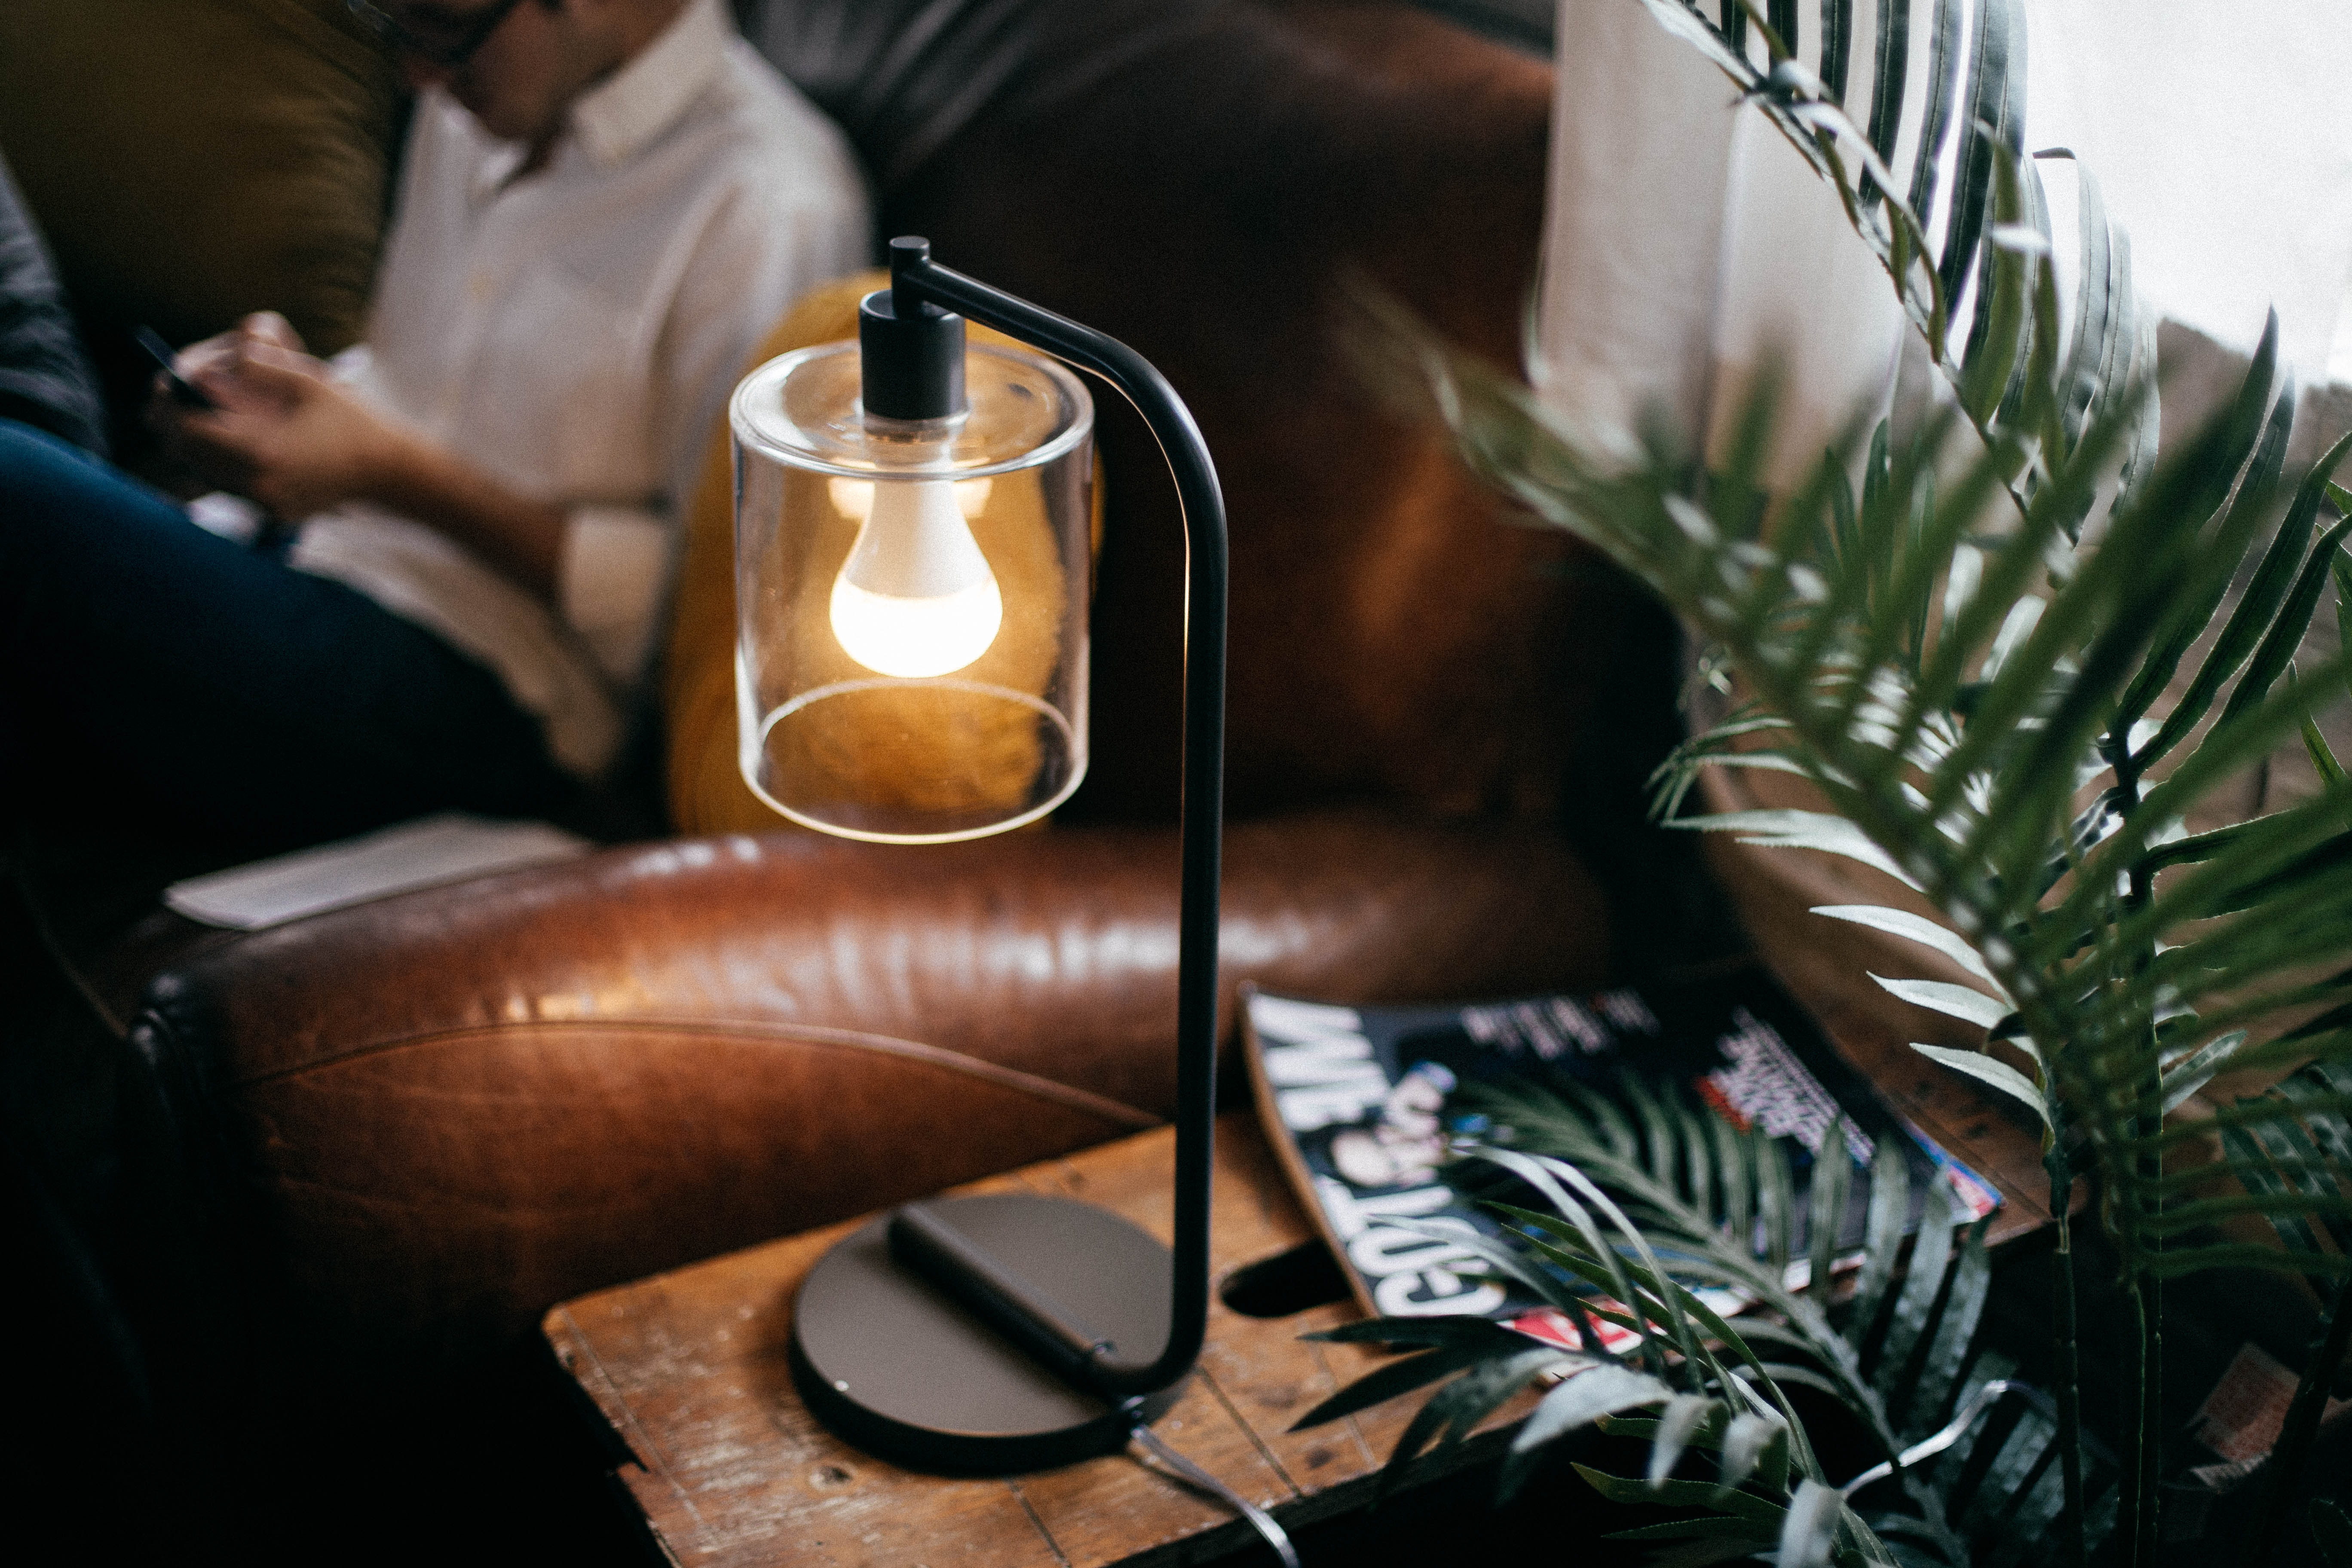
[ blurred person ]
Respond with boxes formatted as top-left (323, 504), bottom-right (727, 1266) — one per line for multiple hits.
top-left (0, 0), bottom-right (867, 845)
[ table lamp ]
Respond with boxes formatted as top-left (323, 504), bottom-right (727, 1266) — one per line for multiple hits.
top-left (731, 237), bottom-right (1228, 1474)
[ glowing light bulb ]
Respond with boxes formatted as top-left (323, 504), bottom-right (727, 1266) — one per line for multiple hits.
top-left (829, 478), bottom-right (1003, 677)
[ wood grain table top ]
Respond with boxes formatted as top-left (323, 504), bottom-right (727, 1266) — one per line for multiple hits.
top-left (545, 1112), bottom-right (1516, 1567)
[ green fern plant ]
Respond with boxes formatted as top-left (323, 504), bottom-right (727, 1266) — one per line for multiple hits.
top-left (1292, 1072), bottom-right (2112, 1565)
top-left (2216, 1056), bottom-right (2352, 1563)
top-left (1460, 1075), bottom-right (2120, 1567)
top-left (1297, 1), bottom-right (2352, 1562)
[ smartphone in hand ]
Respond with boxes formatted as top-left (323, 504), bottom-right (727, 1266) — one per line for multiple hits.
top-left (135, 325), bottom-right (218, 410)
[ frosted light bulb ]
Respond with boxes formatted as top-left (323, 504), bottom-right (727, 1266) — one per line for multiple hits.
top-left (829, 478), bottom-right (1003, 677)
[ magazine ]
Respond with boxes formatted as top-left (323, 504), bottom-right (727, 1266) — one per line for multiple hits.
top-left (1241, 967), bottom-right (2003, 1352)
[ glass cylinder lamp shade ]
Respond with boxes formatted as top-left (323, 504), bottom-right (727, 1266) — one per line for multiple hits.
top-left (731, 340), bottom-right (1093, 842)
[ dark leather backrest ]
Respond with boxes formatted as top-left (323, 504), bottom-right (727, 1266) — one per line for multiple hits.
top-left (750, 0), bottom-right (1605, 826)
top-left (737, 0), bottom-right (1222, 196)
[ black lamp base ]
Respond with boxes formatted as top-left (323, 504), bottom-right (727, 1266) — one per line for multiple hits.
top-left (790, 1193), bottom-right (1183, 1474)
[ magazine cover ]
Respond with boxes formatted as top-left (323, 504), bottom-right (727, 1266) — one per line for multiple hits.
top-left (1241, 967), bottom-right (2003, 1352)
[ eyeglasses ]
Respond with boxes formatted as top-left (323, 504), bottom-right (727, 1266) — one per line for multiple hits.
top-left (345, 0), bottom-right (530, 70)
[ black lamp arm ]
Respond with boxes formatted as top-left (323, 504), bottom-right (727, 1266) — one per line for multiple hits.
top-left (885, 236), bottom-right (1228, 1400)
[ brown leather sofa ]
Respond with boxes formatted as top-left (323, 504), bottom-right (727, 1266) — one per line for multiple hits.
top-left (18, 0), bottom-right (1656, 1411)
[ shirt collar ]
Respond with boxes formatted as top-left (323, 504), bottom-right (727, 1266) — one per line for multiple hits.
top-left (466, 128), bottom-right (530, 205)
top-left (567, 0), bottom-right (730, 171)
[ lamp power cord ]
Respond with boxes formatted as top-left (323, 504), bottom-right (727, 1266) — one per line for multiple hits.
top-left (1121, 1400), bottom-right (1301, 1568)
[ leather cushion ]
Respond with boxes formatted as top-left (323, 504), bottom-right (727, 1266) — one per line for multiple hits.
top-left (876, 1), bottom-right (1586, 825)
top-left (0, 0), bottom-right (401, 357)
top-left (740, 0), bottom-right (1222, 196)
top-left (132, 810), bottom-right (1610, 1377)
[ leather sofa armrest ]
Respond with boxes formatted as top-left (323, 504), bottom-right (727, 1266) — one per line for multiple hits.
top-left (131, 810), bottom-right (1608, 1376)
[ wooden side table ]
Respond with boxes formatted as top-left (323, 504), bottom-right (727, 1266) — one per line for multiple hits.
top-left (545, 1111), bottom-right (1519, 1566)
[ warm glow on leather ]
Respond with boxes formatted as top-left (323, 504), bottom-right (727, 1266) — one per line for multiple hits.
top-left (828, 477), bottom-right (1004, 677)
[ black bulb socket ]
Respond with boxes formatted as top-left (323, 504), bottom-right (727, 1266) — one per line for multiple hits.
top-left (859, 287), bottom-right (966, 422)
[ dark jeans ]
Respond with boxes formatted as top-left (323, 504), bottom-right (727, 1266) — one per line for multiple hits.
top-left (0, 416), bottom-right (573, 847)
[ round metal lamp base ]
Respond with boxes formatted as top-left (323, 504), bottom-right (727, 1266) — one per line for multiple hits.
top-left (790, 1193), bottom-right (1182, 1475)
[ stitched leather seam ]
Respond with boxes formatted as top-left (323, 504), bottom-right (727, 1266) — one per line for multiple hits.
top-left (230, 1016), bottom-right (1163, 1130)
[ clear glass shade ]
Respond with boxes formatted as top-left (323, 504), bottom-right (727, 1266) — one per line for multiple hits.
top-left (732, 340), bottom-right (1093, 842)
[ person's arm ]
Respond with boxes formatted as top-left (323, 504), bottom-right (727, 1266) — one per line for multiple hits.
top-left (355, 418), bottom-right (565, 600)
top-left (155, 315), bottom-right (565, 603)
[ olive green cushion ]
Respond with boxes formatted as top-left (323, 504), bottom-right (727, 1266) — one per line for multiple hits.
top-left (0, 0), bottom-right (402, 354)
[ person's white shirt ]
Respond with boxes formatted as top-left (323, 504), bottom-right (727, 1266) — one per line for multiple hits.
top-left (288, 0), bottom-right (869, 778)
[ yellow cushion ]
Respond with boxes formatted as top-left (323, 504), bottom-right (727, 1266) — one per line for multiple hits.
top-left (665, 273), bottom-right (1103, 835)
top-left (0, 0), bottom-right (401, 352)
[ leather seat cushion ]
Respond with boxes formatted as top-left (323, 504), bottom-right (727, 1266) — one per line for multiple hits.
top-left (133, 809), bottom-right (1611, 1378)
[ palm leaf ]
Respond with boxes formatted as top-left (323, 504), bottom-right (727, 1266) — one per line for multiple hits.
top-left (1628, 0), bottom-right (2148, 478)
top-left (1298, 1060), bottom-right (2113, 1561)
top-left (1375, 298), bottom-right (2352, 1295)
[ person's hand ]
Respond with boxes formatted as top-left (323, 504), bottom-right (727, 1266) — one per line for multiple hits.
top-left (155, 315), bottom-right (418, 519)
top-left (148, 310), bottom-right (319, 497)
top-left (145, 312), bottom-right (564, 599)
top-left (145, 310), bottom-right (306, 426)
